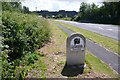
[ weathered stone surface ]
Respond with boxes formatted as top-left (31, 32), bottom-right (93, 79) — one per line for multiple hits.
top-left (66, 33), bottom-right (86, 65)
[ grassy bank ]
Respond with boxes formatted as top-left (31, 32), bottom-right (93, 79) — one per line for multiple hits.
top-left (55, 21), bottom-right (119, 55)
top-left (47, 20), bottom-right (118, 78)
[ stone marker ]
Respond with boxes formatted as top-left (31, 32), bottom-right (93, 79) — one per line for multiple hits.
top-left (66, 33), bottom-right (86, 66)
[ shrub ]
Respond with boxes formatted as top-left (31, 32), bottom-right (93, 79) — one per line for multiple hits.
top-left (28, 55), bottom-right (34, 64)
top-left (2, 11), bottom-right (51, 79)
top-left (2, 11), bottom-right (50, 59)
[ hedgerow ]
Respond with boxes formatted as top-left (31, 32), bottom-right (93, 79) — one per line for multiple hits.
top-left (1, 11), bottom-right (51, 79)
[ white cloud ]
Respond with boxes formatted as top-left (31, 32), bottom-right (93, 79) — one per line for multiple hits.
top-left (21, 0), bottom-right (82, 11)
top-left (2, 0), bottom-right (120, 2)
top-left (21, 0), bottom-right (119, 11)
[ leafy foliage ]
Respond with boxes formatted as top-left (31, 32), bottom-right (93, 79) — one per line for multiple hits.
top-left (2, 2), bottom-right (29, 13)
top-left (2, 2), bottom-right (22, 12)
top-left (75, 2), bottom-right (120, 25)
top-left (2, 11), bottom-right (50, 59)
top-left (2, 11), bottom-right (50, 79)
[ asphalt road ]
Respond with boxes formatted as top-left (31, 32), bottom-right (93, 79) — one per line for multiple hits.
top-left (56, 23), bottom-right (120, 74)
top-left (56, 20), bottom-right (120, 40)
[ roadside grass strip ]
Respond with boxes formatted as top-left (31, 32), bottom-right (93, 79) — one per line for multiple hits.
top-left (55, 21), bottom-right (120, 55)
top-left (86, 52), bottom-right (118, 77)
top-left (50, 20), bottom-right (118, 77)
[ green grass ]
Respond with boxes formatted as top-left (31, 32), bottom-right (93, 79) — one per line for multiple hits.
top-left (5, 51), bottom-right (47, 78)
top-left (58, 18), bottom-right (72, 21)
top-left (50, 20), bottom-right (118, 77)
top-left (86, 53), bottom-right (118, 77)
top-left (57, 61), bottom-right (65, 65)
top-left (55, 21), bottom-right (120, 55)
top-left (17, 52), bottom-right (47, 78)
top-left (29, 56), bottom-right (47, 78)
top-left (43, 20), bottom-right (67, 53)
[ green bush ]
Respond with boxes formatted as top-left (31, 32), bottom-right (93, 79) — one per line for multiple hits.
top-left (2, 11), bottom-right (51, 79)
top-left (2, 11), bottom-right (50, 59)
top-left (28, 55), bottom-right (34, 64)
top-left (32, 53), bottom-right (38, 60)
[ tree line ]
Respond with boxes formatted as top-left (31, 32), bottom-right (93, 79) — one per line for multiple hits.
top-left (2, 2), bottom-right (29, 13)
top-left (35, 10), bottom-right (77, 18)
top-left (74, 2), bottom-right (120, 25)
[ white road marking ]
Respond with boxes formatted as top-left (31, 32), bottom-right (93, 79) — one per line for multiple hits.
top-left (98, 27), bottom-right (103, 29)
top-left (107, 29), bottom-right (113, 31)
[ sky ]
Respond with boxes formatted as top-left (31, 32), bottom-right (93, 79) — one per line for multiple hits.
top-left (21, 0), bottom-right (119, 11)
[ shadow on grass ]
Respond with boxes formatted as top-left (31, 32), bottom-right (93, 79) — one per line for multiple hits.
top-left (61, 62), bottom-right (84, 77)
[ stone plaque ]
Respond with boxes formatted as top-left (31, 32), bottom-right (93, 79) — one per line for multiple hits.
top-left (66, 33), bottom-right (86, 65)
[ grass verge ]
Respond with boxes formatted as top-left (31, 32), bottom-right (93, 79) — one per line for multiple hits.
top-left (86, 52), bottom-right (118, 77)
top-left (55, 21), bottom-right (120, 55)
top-left (57, 18), bottom-right (72, 21)
top-left (49, 20), bottom-right (118, 78)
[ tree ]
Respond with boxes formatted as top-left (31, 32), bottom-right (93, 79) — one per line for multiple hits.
top-left (2, 2), bottom-right (30, 14)
top-left (75, 2), bottom-right (120, 25)
top-left (22, 6), bottom-right (29, 13)
top-left (79, 2), bottom-right (88, 20)
top-left (2, 2), bottom-right (22, 12)
top-left (56, 14), bottom-right (64, 18)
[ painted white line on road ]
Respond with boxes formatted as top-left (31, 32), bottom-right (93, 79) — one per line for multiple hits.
top-left (98, 27), bottom-right (103, 29)
top-left (107, 29), bottom-right (113, 31)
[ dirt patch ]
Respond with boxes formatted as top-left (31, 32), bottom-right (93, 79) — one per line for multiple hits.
top-left (38, 37), bottom-right (66, 78)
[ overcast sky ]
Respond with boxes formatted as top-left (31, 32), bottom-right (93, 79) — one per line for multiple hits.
top-left (21, 0), bottom-right (119, 11)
